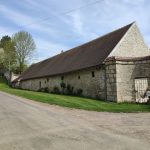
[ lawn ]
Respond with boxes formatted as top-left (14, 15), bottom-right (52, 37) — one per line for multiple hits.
top-left (0, 77), bottom-right (150, 112)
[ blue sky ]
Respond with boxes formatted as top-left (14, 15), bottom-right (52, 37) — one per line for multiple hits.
top-left (0, 0), bottom-right (150, 63)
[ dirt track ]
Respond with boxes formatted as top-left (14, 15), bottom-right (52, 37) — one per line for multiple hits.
top-left (0, 91), bottom-right (150, 150)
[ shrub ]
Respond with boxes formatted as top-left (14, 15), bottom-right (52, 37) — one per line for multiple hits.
top-left (37, 87), bottom-right (49, 93)
top-left (44, 87), bottom-right (49, 93)
top-left (66, 84), bottom-right (74, 95)
top-left (37, 89), bottom-right (40, 92)
top-left (60, 82), bottom-right (66, 88)
top-left (60, 82), bottom-right (66, 94)
top-left (37, 88), bottom-right (45, 92)
top-left (52, 86), bottom-right (60, 94)
top-left (76, 88), bottom-right (83, 96)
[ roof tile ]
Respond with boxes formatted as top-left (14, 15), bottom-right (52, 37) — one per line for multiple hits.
top-left (20, 23), bottom-right (133, 81)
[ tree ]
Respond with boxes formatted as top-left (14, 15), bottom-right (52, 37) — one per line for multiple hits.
top-left (12, 31), bottom-right (36, 73)
top-left (0, 35), bottom-right (11, 48)
top-left (3, 40), bottom-right (16, 71)
top-left (0, 48), bottom-right (5, 68)
top-left (0, 36), bottom-right (16, 71)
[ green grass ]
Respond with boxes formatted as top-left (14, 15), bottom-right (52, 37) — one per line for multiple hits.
top-left (0, 77), bottom-right (149, 112)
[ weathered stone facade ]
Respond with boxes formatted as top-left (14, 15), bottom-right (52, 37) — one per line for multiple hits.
top-left (105, 57), bottom-right (150, 102)
top-left (14, 22), bottom-right (150, 103)
top-left (116, 59), bottom-right (150, 102)
top-left (21, 67), bottom-right (106, 100)
top-left (109, 23), bottom-right (150, 57)
top-left (105, 61), bottom-right (117, 102)
top-left (21, 56), bottom-right (150, 103)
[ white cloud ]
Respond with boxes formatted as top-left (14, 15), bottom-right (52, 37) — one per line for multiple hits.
top-left (31, 38), bottom-right (70, 63)
top-left (0, 4), bottom-right (59, 37)
top-left (0, 5), bottom-right (33, 26)
top-left (1, 0), bottom-right (150, 64)
top-left (70, 12), bottom-right (83, 35)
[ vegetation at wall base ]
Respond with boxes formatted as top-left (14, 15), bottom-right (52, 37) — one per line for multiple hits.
top-left (0, 77), bottom-right (149, 112)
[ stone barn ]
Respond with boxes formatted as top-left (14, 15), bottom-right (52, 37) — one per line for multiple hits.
top-left (13, 22), bottom-right (150, 103)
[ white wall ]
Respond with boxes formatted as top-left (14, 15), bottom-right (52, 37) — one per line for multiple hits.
top-left (108, 23), bottom-right (150, 57)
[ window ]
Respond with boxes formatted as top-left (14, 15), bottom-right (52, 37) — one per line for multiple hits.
top-left (39, 81), bottom-right (41, 88)
top-left (78, 75), bottom-right (80, 79)
top-left (92, 71), bottom-right (95, 77)
top-left (61, 76), bottom-right (64, 80)
top-left (45, 80), bottom-right (47, 84)
top-left (47, 78), bottom-right (49, 82)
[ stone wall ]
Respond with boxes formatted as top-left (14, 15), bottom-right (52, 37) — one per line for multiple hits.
top-left (116, 59), bottom-right (150, 102)
top-left (21, 66), bottom-right (106, 100)
top-left (105, 61), bottom-right (117, 102)
top-left (20, 57), bottom-right (150, 103)
top-left (109, 23), bottom-right (150, 57)
top-left (105, 57), bottom-right (150, 103)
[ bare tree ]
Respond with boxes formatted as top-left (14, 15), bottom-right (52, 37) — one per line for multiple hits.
top-left (12, 31), bottom-right (36, 73)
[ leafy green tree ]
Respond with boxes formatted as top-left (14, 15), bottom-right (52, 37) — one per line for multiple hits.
top-left (0, 48), bottom-right (5, 68)
top-left (3, 40), bottom-right (16, 71)
top-left (0, 36), bottom-right (16, 71)
top-left (12, 31), bottom-right (36, 73)
top-left (0, 35), bottom-right (11, 48)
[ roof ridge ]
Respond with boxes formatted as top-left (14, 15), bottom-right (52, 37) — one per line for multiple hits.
top-left (19, 22), bottom-right (134, 81)
top-left (35, 22), bottom-right (134, 65)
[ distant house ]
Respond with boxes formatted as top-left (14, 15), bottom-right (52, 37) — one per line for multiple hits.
top-left (13, 22), bottom-right (150, 103)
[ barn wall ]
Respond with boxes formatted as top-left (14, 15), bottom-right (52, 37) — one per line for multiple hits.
top-left (20, 58), bottom-right (150, 103)
top-left (116, 59), bottom-right (150, 102)
top-left (109, 23), bottom-right (150, 57)
top-left (105, 62), bottom-right (117, 102)
top-left (21, 67), bottom-right (106, 100)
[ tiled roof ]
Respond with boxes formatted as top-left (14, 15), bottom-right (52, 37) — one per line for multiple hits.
top-left (19, 23), bottom-right (133, 81)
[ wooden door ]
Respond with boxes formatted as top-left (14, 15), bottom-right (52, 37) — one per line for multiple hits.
top-left (135, 78), bottom-right (148, 102)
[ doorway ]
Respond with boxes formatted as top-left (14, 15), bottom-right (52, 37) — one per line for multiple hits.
top-left (135, 78), bottom-right (148, 102)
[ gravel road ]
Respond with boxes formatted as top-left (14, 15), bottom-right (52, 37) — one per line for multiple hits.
top-left (0, 91), bottom-right (150, 150)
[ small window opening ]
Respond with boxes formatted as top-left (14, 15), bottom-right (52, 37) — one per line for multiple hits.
top-left (47, 78), bottom-right (49, 82)
top-left (78, 75), bottom-right (80, 79)
top-left (92, 71), bottom-right (95, 77)
top-left (39, 81), bottom-right (41, 88)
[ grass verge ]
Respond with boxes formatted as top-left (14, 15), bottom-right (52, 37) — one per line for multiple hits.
top-left (0, 77), bottom-right (150, 112)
